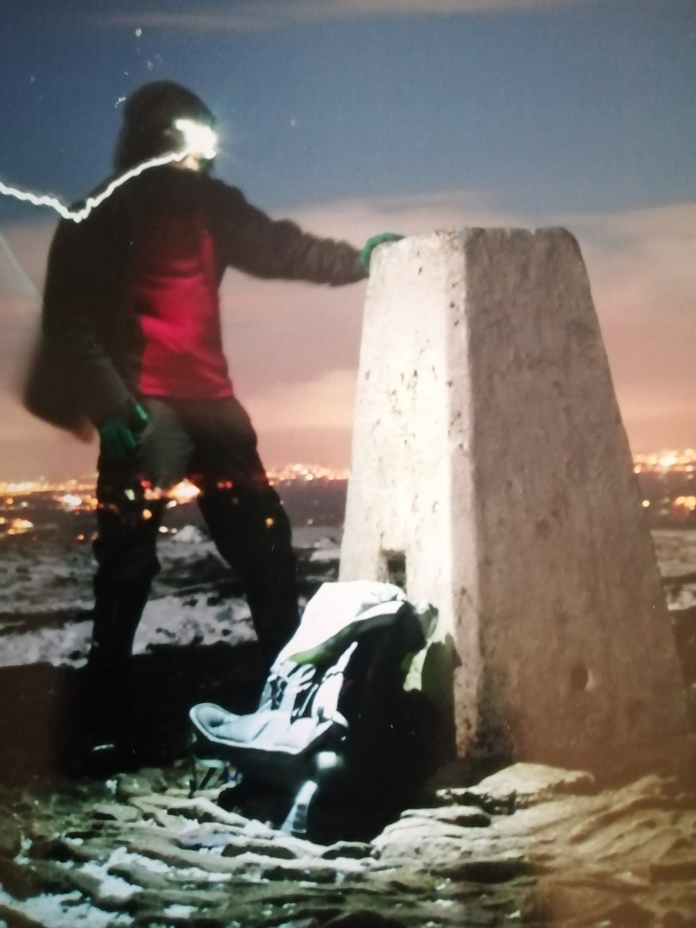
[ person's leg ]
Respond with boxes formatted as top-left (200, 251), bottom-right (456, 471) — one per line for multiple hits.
top-left (90, 476), bottom-right (163, 681)
top-left (198, 482), bottom-right (298, 660)
top-left (87, 399), bottom-right (193, 749)
top-left (188, 398), bottom-right (299, 662)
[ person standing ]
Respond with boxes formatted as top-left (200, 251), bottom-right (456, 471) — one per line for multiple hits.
top-left (25, 81), bottom-right (401, 762)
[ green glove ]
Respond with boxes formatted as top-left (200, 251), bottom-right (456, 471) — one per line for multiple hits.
top-left (99, 402), bottom-right (149, 462)
top-left (360, 233), bottom-right (404, 274)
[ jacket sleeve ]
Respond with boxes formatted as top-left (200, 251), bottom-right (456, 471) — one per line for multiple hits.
top-left (41, 216), bottom-right (134, 427)
top-left (215, 183), bottom-right (367, 286)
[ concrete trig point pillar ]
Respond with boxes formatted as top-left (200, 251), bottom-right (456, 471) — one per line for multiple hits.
top-left (340, 228), bottom-right (688, 762)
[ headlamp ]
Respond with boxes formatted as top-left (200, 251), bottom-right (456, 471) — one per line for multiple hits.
top-left (174, 118), bottom-right (218, 160)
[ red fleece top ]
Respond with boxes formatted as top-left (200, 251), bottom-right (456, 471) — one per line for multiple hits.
top-left (34, 166), bottom-right (366, 431)
top-left (133, 211), bottom-right (234, 398)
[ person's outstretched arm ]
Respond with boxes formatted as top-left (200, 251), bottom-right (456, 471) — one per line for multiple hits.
top-left (216, 182), bottom-right (402, 285)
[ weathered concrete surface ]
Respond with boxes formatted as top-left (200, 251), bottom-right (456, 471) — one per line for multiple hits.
top-left (340, 229), bottom-right (689, 761)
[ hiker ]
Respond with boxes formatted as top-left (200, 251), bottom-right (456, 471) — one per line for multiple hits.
top-left (25, 80), bottom-right (401, 760)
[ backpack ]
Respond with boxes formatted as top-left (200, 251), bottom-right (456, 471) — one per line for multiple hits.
top-left (189, 581), bottom-right (434, 840)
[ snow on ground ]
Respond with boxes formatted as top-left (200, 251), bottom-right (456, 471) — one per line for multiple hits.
top-left (651, 529), bottom-right (696, 578)
top-left (1, 524), bottom-right (690, 670)
top-left (134, 591), bottom-right (256, 652)
top-left (651, 529), bottom-right (696, 610)
top-left (0, 540), bottom-right (95, 615)
top-left (0, 889), bottom-right (133, 928)
top-left (0, 616), bottom-right (92, 668)
top-left (0, 593), bottom-right (257, 670)
top-left (0, 525), bottom-right (341, 669)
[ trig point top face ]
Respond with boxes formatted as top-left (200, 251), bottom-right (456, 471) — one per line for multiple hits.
top-left (340, 228), bottom-right (689, 763)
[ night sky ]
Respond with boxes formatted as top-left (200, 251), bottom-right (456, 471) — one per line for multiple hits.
top-left (1, 0), bottom-right (695, 480)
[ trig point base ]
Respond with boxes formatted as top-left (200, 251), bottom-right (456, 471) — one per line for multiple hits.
top-left (340, 228), bottom-right (689, 762)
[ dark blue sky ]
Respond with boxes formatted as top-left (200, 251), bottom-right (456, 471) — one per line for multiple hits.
top-left (1, 0), bottom-right (695, 477)
top-left (1, 0), bottom-right (694, 216)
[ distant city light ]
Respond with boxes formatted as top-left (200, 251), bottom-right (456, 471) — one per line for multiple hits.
top-left (632, 450), bottom-right (696, 474)
top-left (269, 464), bottom-right (350, 483)
top-left (61, 494), bottom-right (82, 510)
top-left (673, 495), bottom-right (696, 513)
top-left (0, 464), bottom-right (349, 502)
top-left (169, 480), bottom-right (201, 504)
top-left (4, 454), bottom-right (696, 537)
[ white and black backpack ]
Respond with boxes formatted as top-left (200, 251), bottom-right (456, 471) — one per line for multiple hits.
top-left (189, 581), bottom-right (437, 839)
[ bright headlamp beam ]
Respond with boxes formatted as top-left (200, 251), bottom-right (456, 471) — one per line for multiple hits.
top-left (174, 119), bottom-right (218, 160)
top-left (0, 129), bottom-right (215, 224)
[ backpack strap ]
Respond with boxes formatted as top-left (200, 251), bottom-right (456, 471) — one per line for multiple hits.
top-left (310, 642), bottom-right (357, 728)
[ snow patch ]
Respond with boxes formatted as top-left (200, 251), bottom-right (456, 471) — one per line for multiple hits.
top-left (0, 888), bottom-right (132, 928)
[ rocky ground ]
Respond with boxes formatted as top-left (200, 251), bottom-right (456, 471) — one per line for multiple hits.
top-left (0, 528), bottom-right (695, 927)
top-left (1, 757), bottom-right (696, 928)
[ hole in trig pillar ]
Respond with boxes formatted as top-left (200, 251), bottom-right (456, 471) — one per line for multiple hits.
top-left (569, 662), bottom-right (596, 692)
top-left (383, 550), bottom-right (407, 590)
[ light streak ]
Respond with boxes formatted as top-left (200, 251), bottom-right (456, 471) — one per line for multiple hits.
top-left (0, 119), bottom-right (218, 224)
top-left (0, 149), bottom-right (188, 224)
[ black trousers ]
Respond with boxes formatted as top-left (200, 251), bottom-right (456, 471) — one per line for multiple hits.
top-left (89, 396), bottom-right (299, 694)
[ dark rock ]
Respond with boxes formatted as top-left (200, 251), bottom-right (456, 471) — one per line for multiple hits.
top-left (321, 841), bottom-right (374, 860)
top-left (322, 912), bottom-right (407, 928)
top-left (0, 813), bottom-right (21, 858)
top-left (0, 857), bottom-right (43, 900)
top-left (259, 861), bottom-right (339, 883)
top-left (0, 901), bottom-right (48, 928)
top-left (64, 866), bottom-right (140, 910)
top-left (0, 857), bottom-right (76, 899)
top-left (109, 860), bottom-right (171, 892)
top-left (115, 770), bottom-right (168, 800)
top-left (92, 800), bottom-right (140, 823)
top-left (440, 857), bottom-right (543, 883)
top-left (176, 828), bottom-right (237, 850)
top-left (650, 858), bottom-right (696, 882)
top-left (221, 837), bottom-right (300, 859)
top-left (604, 898), bottom-right (655, 928)
top-left (399, 805), bottom-right (491, 828)
top-left (662, 911), bottom-right (696, 928)
top-left (437, 762), bottom-right (597, 813)
top-left (26, 836), bottom-right (74, 862)
top-left (272, 919), bottom-right (323, 928)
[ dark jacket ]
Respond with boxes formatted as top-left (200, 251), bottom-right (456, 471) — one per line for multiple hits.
top-left (23, 166), bottom-right (365, 436)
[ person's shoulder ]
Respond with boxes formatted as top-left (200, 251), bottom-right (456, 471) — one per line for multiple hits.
top-left (202, 174), bottom-right (248, 210)
top-left (55, 172), bottom-right (126, 237)
top-left (71, 171), bottom-right (123, 210)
